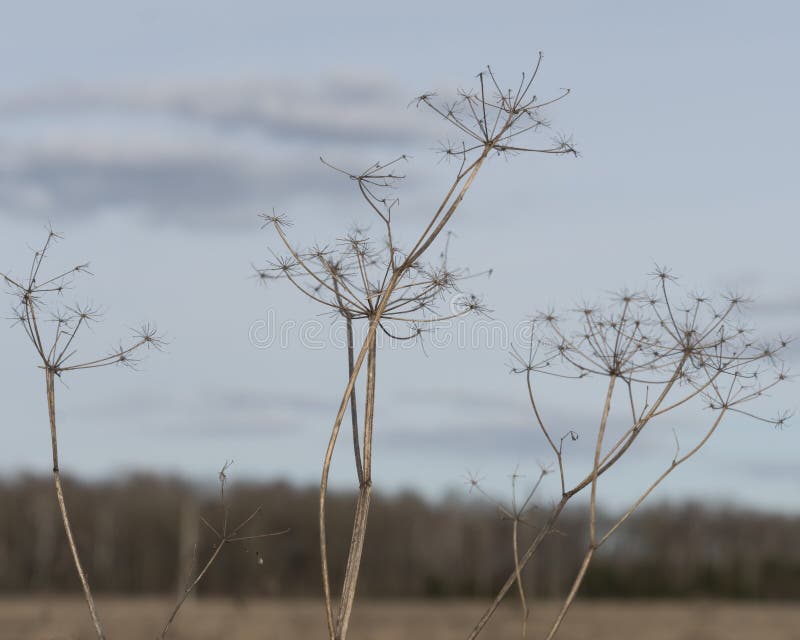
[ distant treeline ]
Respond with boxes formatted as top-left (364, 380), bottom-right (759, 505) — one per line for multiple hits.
top-left (1, 475), bottom-right (799, 599)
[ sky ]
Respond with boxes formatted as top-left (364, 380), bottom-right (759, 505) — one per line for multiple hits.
top-left (0, 1), bottom-right (798, 513)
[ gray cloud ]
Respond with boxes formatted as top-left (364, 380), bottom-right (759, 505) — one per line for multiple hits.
top-left (76, 385), bottom-right (336, 439)
top-left (0, 141), bottom-right (346, 227)
top-left (0, 74), bottom-right (432, 145)
top-left (0, 74), bottom-right (435, 228)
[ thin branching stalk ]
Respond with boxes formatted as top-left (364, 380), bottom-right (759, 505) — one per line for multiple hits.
top-left (468, 273), bottom-right (789, 639)
top-left (258, 63), bottom-right (575, 640)
top-left (466, 498), bottom-right (568, 640)
top-left (159, 463), bottom-right (289, 640)
top-left (2, 229), bottom-right (165, 639)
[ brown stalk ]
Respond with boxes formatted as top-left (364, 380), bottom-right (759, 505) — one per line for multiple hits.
top-left (512, 517), bottom-right (528, 639)
top-left (335, 338), bottom-right (377, 640)
top-left (319, 148), bottom-right (492, 639)
top-left (46, 368), bottom-right (106, 640)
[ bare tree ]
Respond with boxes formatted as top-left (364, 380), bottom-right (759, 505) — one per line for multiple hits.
top-left (466, 270), bottom-right (790, 639)
top-left (257, 58), bottom-right (575, 640)
top-left (1, 228), bottom-right (165, 639)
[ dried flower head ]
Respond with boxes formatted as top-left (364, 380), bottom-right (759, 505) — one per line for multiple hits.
top-left (2, 229), bottom-right (165, 375)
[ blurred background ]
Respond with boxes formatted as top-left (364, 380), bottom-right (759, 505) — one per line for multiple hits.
top-left (0, 2), bottom-right (799, 637)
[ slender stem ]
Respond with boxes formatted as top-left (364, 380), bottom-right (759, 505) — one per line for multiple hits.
top-left (160, 541), bottom-right (225, 639)
top-left (543, 409), bottom-right (728, 640)
top-left (319, 147), bottom-right (491, 639)
top-left (335, 337), bottom-right (377, 640)
top-left (362, 337), bottom-right (377, 484)
top-left (466, 497), bottom-right (567, 640)
top-left (570, 355), bottom-right (689, 498)
top-left (597, 409), bottom-right (727, 547)
top-left (46, 369), bottom-right (106, 640)
top-left (334, 488), bottom-right (372, 639)
top-left (543, 548), bottom-right (595, 640)
top-left (512, 518), bottom-right (528, 639)
top-left (590, 376), bottom-right (616, 544)
top-left (469, 363), bottom-right (681, 638)
top-left (538, 378), bottom-right (616, 640)
top-left (526, 371), bottom-right (565, 495)
top-left (345, 315), bottom-right (364, 486)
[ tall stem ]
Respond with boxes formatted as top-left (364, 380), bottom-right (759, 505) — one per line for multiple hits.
top-left (345, 315), bottom-right (364, 486)
top-left (540, 379), bottom-right (615, 640)
top-left (46, 369), bottom-right (105, 640)
top-left (543, 548), bottom-right (595, 640)
top-left (512, 517), bottom-right (528, 638)
top-left (335, 339), bottom-right (376, 640)
top-left (589, 376), bottom-right (616, 545)
top-left (319, 149), bottom-right (491, 638)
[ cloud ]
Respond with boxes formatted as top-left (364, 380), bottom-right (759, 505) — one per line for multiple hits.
top-left (0, 73), bottom-right (432, 145)
top-left (0, 140), bottom-right (345, 227)
top-left (72, 385), bottom-right (330, 440)
top-left (0, 74), bottom-right (435, 228)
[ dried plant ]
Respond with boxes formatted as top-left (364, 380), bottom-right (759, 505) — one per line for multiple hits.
top-left (256, 58), bottom-right (575, 640)
top-left (1, 228), bottom-right (164, 640)
top-left (466, 466), bottom-right (551, 639)
top-left (160, 461), bottom-right (289, 639)
top-left (466, 270), bottom-right (790, 639)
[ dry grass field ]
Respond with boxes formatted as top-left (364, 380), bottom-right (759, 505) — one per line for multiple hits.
top-left (0, 598), bottom-right (799, 640)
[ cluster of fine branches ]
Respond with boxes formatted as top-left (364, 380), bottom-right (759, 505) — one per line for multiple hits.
top-left (464, 270), bottom-right (790, 639)
top-left (256, 58), bottom-right (575, 640)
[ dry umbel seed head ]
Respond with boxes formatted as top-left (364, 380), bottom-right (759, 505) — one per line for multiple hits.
top-left (2, 227), bottom-right (165, 376)
top-left (257, 210), bottom-right (492, 341)
top-left (467, 269), bottom-right (791, 640)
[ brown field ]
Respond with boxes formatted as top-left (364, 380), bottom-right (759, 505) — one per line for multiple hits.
top-left (1, 598), bottom-right (799, 640)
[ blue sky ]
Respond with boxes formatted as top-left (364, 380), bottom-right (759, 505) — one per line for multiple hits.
top-left (0, 1), bottom-right (797, 512)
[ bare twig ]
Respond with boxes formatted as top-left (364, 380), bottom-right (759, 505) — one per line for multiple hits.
top-left (159, 463), bottom-right (289, 639)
